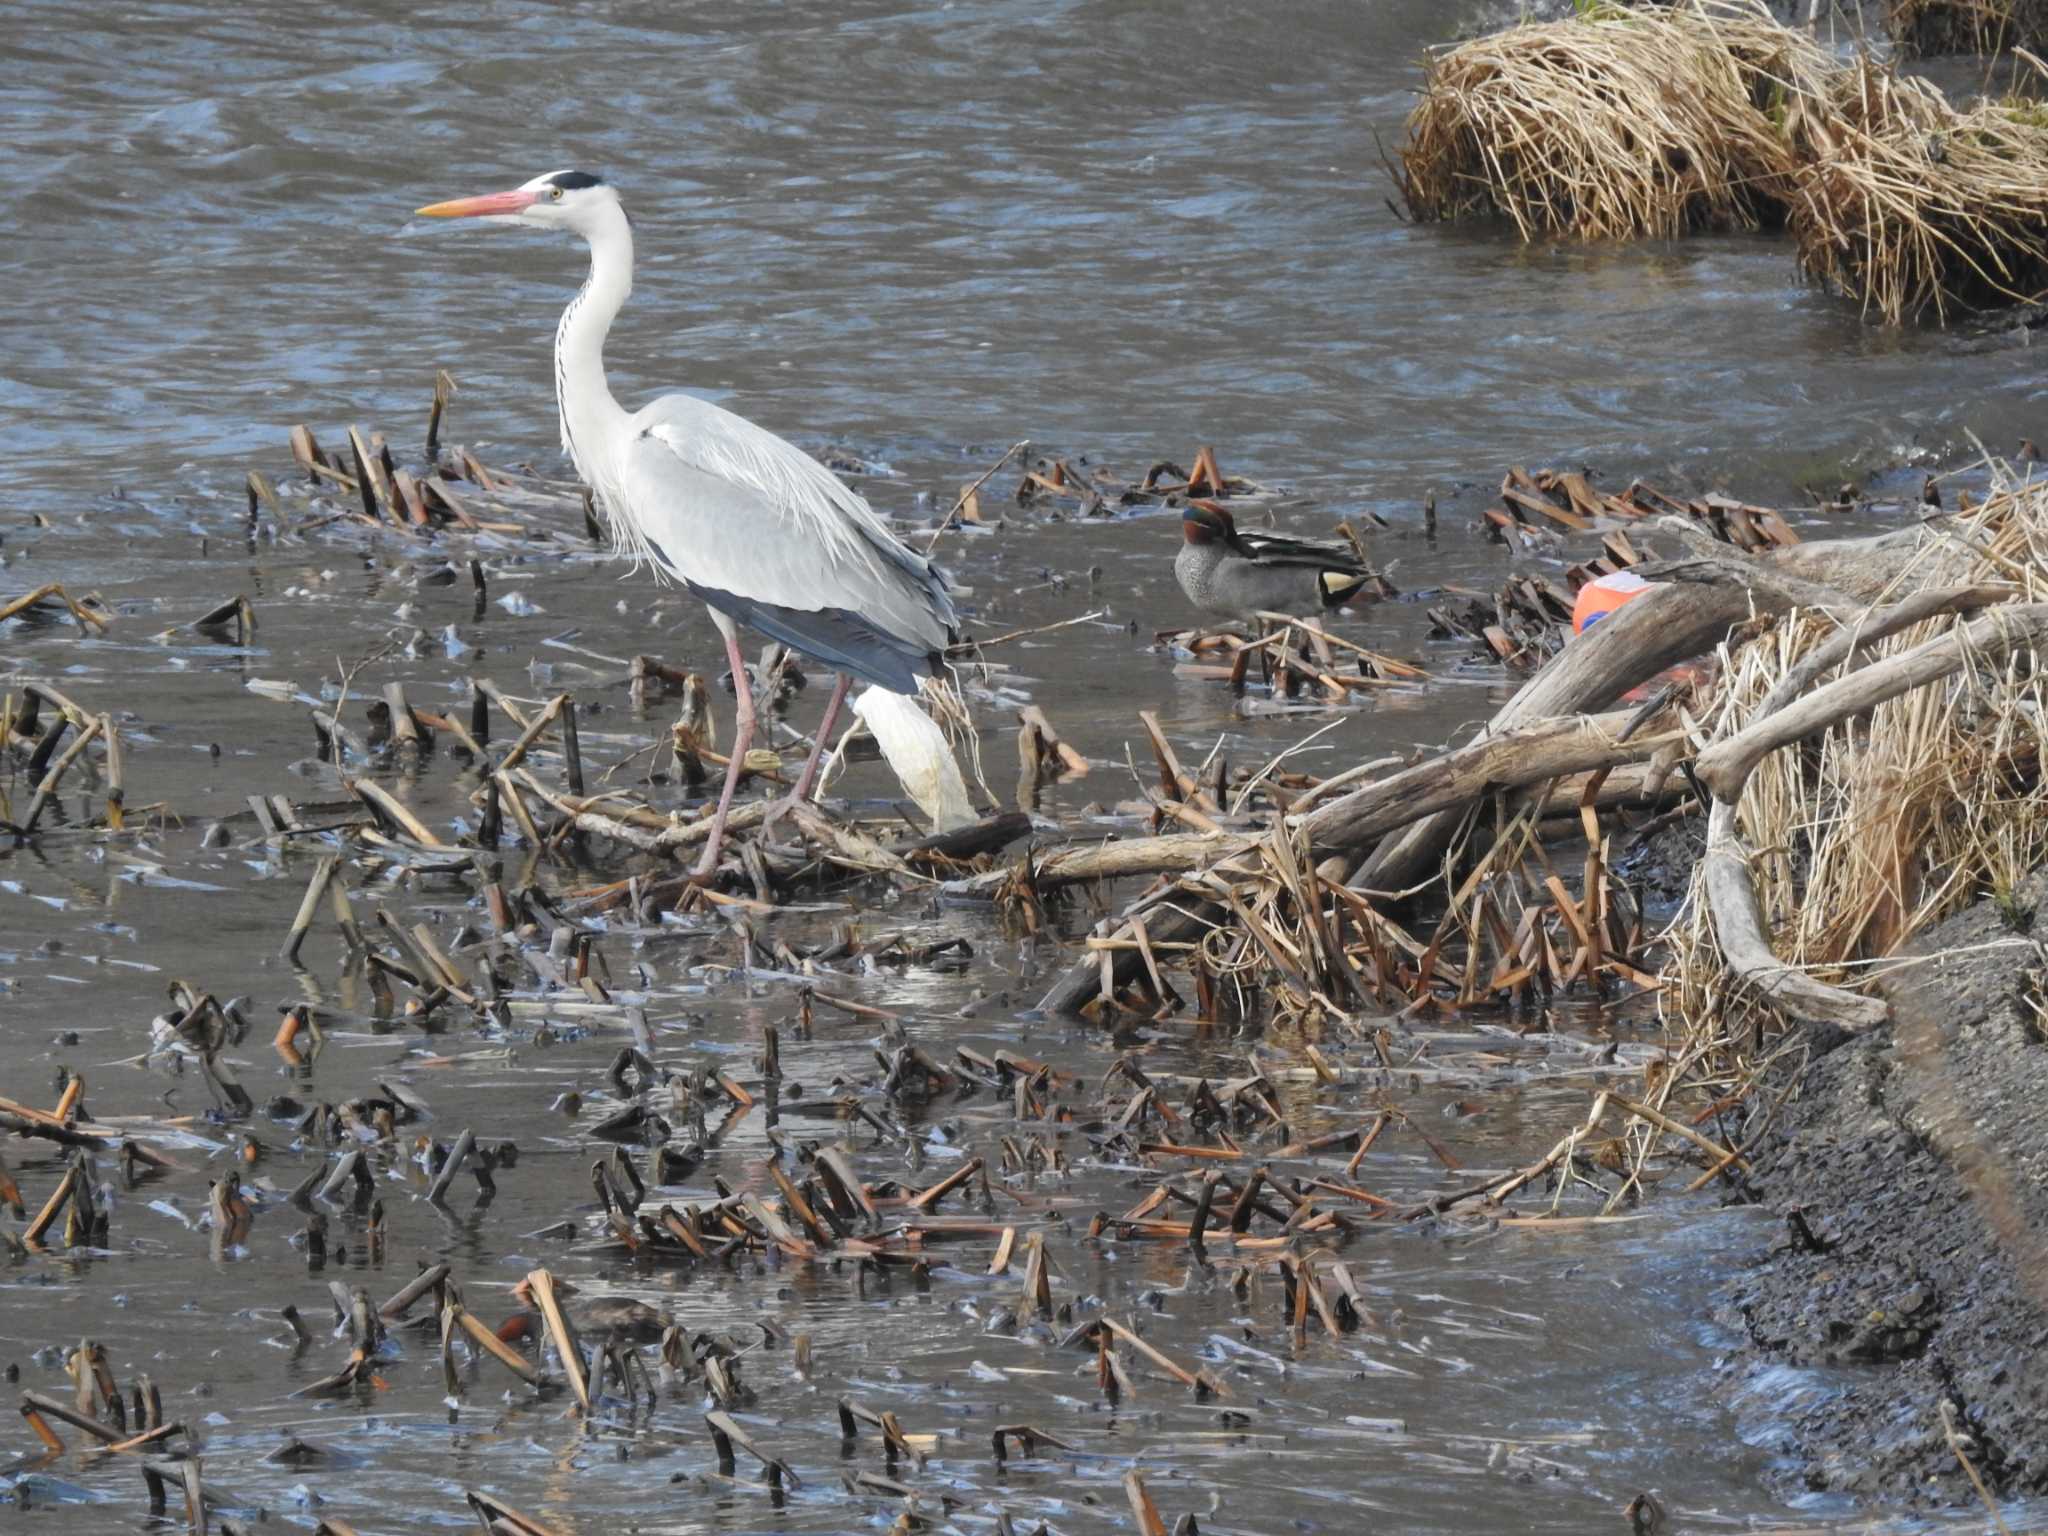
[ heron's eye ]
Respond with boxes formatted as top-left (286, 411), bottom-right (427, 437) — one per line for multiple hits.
top-left (550, 187), bottom-right (564, 202)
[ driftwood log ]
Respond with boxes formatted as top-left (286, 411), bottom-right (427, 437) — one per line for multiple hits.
top-left (1357, 517), bottom-right (1960, 891)
top-left (944, 760), bottom-right (1681, 903)
top-left (1039, 516), bottom-right (1981, 1016)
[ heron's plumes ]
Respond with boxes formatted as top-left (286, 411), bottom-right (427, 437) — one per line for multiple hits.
top-left (589, 471), bottom-right (666, 582)
top-left (853, 686), bottom-right (976, 833)
top-left (647, 412), bottom-right (953, 626)
top-left (619, 402), bottom-right (958, 669)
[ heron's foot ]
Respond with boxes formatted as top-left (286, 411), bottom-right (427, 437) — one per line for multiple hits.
top-left (688, 842), bottom-right (727, 885)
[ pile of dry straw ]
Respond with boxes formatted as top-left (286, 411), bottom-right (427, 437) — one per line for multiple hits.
top-left (1397, 0), bottom-right (2048, 322)
top-left (1655, 463), bottom-right (2048, 1134)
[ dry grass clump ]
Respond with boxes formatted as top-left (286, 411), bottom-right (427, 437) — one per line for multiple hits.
top-left (1661, 465), bottom-right (2048, 1109)
top-left (1397, 1), bottom-right (2048, 324)
top-left (1888, 0), bottom-right (2048, 55)
top-left (1788, 59), bottom-right (2048, 321)
top-left (1397, 1), bottom-right (1832, 240)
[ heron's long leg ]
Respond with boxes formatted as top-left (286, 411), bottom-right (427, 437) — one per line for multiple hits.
top-left (762, 671), bottom-right (853, 833)
top-left (790, 673), bottom-right (852, 803)
top-left (693, 619), bottom-right (756, 879)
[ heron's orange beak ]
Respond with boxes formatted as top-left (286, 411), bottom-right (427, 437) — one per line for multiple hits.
top-left (415, 189), bottom-right (537, 218)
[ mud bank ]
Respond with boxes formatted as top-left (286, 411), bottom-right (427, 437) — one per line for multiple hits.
top-left (1714, 872), bottom-right (2048, 1505)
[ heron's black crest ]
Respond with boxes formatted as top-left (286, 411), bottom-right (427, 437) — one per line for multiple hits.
top-left (546, 170), bottom-right (605, 191)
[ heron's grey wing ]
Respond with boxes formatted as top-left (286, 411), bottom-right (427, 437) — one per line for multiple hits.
top-left (615, 395), bottom-right (956, 692)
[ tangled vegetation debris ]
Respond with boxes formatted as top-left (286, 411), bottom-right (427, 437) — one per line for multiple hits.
top-left (1661, 462), bottom-right (2048, 1099)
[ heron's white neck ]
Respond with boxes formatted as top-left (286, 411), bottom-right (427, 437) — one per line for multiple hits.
top-left (555, 202), bottom-right (635, 485)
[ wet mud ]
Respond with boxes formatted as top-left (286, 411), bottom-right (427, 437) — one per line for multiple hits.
top-left (1715, 871), bottom-right (2048, 1506)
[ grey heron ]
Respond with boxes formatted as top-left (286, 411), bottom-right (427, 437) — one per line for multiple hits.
top-left (1174, 501), bottom-right (1370, 622)
top-left (415, 169), bottom-right (959, 877)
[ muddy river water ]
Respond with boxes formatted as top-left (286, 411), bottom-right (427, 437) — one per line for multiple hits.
top-left (4, 2), bottom-right (2045, 1531)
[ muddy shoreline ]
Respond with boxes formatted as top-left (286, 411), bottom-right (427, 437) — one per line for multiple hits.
top-left (1712, 874), bottom-right (2048, 1505)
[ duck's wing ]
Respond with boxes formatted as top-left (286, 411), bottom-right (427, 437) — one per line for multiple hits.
top-left (1232, 527), bottom-right (1370, 574)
